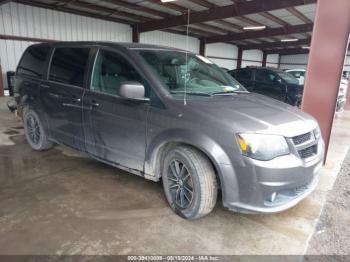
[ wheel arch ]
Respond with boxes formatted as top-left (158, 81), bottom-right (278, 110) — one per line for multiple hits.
top-left (144, 129), bottom-right (239, 203)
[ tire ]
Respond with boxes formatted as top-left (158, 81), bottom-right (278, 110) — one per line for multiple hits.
top-left (23, 108), bottom-right (53, 151)
top-left (162, 145), bottom-right (218, 219)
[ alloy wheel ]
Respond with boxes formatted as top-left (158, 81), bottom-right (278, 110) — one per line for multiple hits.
top-left (167, 159), bottom-right (194, 209)
top-left (26, 114), bottom-right (41, 145)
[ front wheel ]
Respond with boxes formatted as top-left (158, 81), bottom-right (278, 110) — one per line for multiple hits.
top-left (162, 146), bottom-right (218, 219)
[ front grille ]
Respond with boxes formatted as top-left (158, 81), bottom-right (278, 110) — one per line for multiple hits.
top-left (298, 144), bottom-right (318, 159)
top-left (292, 132), bottom-right (312, 145)
top-left (290, 130), bottom-right (319, 160)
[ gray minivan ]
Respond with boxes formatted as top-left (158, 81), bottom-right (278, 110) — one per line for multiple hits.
top-left (15, 42), bottom-right (324, 219)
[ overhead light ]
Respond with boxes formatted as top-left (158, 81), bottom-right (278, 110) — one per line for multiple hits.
top-left (281, 38), bottom-right (299, 42)
top-left (161, 0), bottom-right (177, 2)
top-left (243, 25), bottom-right (266, 30)
top-left (302, 46), bottom-right (310, 49)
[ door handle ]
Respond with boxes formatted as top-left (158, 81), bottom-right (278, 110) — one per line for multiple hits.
top-left (90, 101), bottom-right (100, 107)
top-left (72, 97), bottom-right (81, 102)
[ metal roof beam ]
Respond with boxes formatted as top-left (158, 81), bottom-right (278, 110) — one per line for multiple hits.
top-left (0, 0), bottom-right (11, 5)
top-left (16, 0), bottom-right (133, 24)
top-left (242, 38), bottom-right (311, 50)
top-left (205, 23), bottom-right (313, 43)
top-left (266, 47), bottom-right (310, 55)
top-left (137, 0), bottom-right (316, 32)
top-left (286, 7), bottom-right (313, 24)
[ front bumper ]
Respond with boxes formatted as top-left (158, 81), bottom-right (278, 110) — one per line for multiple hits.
top-left (222, 138), bottom-right (324, 214)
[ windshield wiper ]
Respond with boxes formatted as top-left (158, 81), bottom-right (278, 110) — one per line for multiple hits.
top-left (211, 90), bottom-right (248, 96)
top-left (170, 91), bottom-right (212, 96)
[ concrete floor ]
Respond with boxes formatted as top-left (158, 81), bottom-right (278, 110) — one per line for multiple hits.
top-left (307, 149), bottom-right (350, 255)
top-left (0, 97), bottom-right (350, 255)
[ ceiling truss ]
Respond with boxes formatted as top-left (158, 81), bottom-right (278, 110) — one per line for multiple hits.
top-left (9, 0), bottom-right (317, 55)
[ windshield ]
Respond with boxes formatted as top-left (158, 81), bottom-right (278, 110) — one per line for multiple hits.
top-left (276, 71), bottom-right (300, 85)
top-left (133, 49), bottom-right (246, 97)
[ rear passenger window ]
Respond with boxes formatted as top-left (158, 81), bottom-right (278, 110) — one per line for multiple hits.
top-left (17, 46), bottom-right (50, 78)
top-left (49, 47), bottom-right (90, 87)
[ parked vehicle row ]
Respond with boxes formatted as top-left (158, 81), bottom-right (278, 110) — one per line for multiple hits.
top-left (285, 69), bottom-right (348, 112)
top-left (229, 67), bottom-right (303, 107)
top-left (229, 67), bottom-right (347, 112)
top-left (15, 42), bottom-right (324, 219)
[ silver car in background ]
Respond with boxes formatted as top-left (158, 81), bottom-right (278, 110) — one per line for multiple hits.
top-left (286, 69), bottom-right (347, 112)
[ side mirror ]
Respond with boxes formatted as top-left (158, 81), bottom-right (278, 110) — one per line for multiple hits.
top-left (119, 81), bottom-right (149, 102)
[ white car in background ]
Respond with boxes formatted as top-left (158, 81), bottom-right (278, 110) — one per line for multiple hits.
top-left (286, 69), bottom-right (348, 112)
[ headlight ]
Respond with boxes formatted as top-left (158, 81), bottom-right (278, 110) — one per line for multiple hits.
top-left (236, 133), bottom-right (290, 161)
top-left (314, 126), bottom-right (321, 140)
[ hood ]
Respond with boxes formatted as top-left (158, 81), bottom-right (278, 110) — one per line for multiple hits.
top-left (179, 93), bottom-right (317, 138)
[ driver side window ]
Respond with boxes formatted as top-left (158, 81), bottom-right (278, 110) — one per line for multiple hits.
top-left (91, 50), bottom-right (143, 96)
top-left (256, 70), bottom-right (278, 84)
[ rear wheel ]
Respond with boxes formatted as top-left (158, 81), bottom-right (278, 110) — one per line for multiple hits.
top-left (162, 146), bottom-right (217, 219)
top-left (23, 108), bottom-right (53, 151)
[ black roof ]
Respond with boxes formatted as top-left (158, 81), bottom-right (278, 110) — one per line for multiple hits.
top-left (31, 41), bottom-right (186, 52)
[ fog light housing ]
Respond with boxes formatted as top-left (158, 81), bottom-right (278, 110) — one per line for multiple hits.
top-left (269, 192), bottom-right (277, 202)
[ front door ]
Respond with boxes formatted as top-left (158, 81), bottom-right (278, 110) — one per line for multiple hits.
top-left (40, 47), bottom-right (90, 150)
top-left (254, 70), bottom-right (285, 100)
top-left (83, 48), bottom-right (149, 172)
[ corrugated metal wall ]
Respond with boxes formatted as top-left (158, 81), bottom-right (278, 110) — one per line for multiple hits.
top-left (279, 54), bottom-right (309, 70)
top-left (266, 54), bottom-right (279, 68)
top-left (140, 31), bottom-right (199, 53)
top-left (279, 53), bottom-right (350, 75)
top-left (205, 43), bottom-right (238, 70)
top-left (0, 2), bottom-right (132, 89)
top-left (241, 49), bottom-right (263, 68)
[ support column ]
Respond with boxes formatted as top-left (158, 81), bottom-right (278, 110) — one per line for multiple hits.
top-left (301, 0), bottom-right (350, 160)
top-left (237, 47), bottom-right (243, 69)
top-left (199, 39), bottom-right (206, 56)
top-left (262, 52), bottom-right (267, 67)
top-left (132, 25), bottom-right (139, 43)
top-left (0, 65), bottom-right (4, 97)
top-left (278, 54), bottom-right (282, 68)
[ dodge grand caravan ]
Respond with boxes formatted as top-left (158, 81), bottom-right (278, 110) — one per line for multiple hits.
top-left (15, 42), bottom-right (324, 219)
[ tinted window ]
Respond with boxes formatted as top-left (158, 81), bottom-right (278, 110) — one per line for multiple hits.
top-left (49, 47), bottom-right (90, 87)
top-left (289, 71), bottom-right (301, 78)
top-left (235, 69), bottom-right (252, 80)
top-left (91, 50), bottom-right (144, 96)
top-left (289, 71), bottom-right (305, 78)
top-left (17, 46), bottom-right (50, 78)
top-left (255, 70), bottom-right (276, 83)
top-left (276, 71), bottom-right (299, 85)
